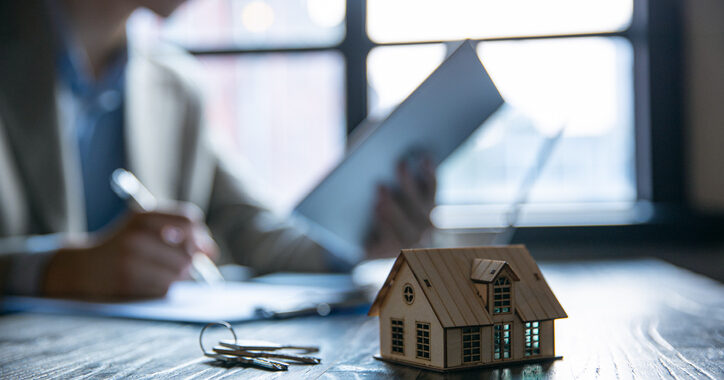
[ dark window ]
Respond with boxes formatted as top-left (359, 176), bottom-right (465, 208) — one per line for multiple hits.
top-left (416, 322), bottom-right (431, 360)
top-left (391, 319), bottom-right (404, 354)
top-left (462, 327), bottom-right (481, 363)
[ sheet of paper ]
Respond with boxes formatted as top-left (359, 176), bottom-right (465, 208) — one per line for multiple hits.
top-left (294, 41), bottom-right (504, 254)
top-left (0, 281), bottom-right (351, 323)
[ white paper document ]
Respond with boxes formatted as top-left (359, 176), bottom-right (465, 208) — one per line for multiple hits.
top-left (1, 281), bottom-right (351, 323)
top-left (294, 41), bottom-right (504, 254)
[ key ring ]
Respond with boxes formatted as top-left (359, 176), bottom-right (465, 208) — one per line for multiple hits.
top-left (199, 321), bottom-right (237, 356)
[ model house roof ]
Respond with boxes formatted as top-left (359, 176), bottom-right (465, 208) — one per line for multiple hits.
top-left (368, 245), bottom-right (567, 328)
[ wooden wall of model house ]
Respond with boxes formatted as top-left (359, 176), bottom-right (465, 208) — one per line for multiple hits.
top-left (540, 320), bottom-right (554, 357)
top-left (379, 262), bottom-right (444, 368)
top-left (445, 325), bottom-right (493, 367)
top-left (446, 319), bottom-right (555, 367)
top-left (447, 267), bottom-right (556, 366)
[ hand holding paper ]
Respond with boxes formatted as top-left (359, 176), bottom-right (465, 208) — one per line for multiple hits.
top-left (366, 158), bottom-right (437, 259)
top-left (294, 41), bottom-right (503, 255)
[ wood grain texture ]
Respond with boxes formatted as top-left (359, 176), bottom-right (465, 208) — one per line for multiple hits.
top-left (470, 259), bottom-right (510, 283)
top-left (1, 258), bottom-right (722, 379)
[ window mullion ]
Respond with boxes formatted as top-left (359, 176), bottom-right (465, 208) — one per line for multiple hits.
top-left (341, 0), bottom-right (373, 134)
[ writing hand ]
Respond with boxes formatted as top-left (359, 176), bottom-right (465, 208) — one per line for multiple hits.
top-left (43, 203), bottom-right (218, 298)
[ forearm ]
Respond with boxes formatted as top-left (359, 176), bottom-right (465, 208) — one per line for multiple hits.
top-left (0, 235), bottom-right (62, 295)
top-left (206, 162), bottom-right (358, 274)
top-left (211, 209), bottom-right (355, 273)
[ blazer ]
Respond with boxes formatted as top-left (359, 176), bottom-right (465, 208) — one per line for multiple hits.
top-left (0, 0), bottom-right (339, 294)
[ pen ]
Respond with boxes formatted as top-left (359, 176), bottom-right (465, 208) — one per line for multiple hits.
top-left (111, 168), bottom-right (225, 284)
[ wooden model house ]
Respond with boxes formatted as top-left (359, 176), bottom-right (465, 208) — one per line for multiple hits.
top-left (368, 245), bottom-right (566, 371)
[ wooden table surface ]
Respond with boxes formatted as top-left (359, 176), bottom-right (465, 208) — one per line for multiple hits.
top-left (1, 258), bottom-right (722, 379)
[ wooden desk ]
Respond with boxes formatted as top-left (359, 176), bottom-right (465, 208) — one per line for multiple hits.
top-left (1, 259), bottom-right (722, 379)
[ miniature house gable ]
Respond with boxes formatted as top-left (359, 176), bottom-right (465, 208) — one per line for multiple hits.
top-left (368, 245), bottom-right (567, 372)
top-left (377, 260), bottom-right (445, 367)
top-left (470, 259), bottom-right (520, 283)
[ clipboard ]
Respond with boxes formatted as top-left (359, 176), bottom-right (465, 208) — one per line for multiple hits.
top-left (294, 41), bottom-right (504, 255)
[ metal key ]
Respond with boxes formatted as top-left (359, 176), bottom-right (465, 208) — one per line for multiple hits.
top-left (199, 322), bottom-right (319, 371)
top-left (219, 339), bottom-right (319, 354)
top-left (205, 353), bottom-right (289, 371)
top-left (213, 346), bottom-right (322, 364)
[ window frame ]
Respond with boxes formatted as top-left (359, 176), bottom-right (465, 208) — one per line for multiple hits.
top-left (461, 326), bottom-right (481, 363)
top-left (524, 321), bottom-right (541, 357)
top-left (391, 318), bottom-right (404, 354)
top-left (415, 321), bottom-right (431, 360)
top-left (183, 0), bottom-right (712, 245)
top-left (403, 283), bottom-right (414, 305)
top-left (492, 276), bottom-right (512, 315)
top-left (493, 322), bottom-right (512, 361)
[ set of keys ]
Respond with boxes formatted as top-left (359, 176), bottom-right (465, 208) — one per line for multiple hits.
top-left (199, 322), bottom-right (322, 371)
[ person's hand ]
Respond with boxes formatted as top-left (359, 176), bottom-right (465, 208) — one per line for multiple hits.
top-left (366, 158), bottom-right (437, 259)
top-left (43, 203), bottom-right (218, 299)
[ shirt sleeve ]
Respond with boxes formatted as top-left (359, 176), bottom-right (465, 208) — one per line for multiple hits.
top-left (1, 235), bottom-right (60, 295)
top-left (206, 160), bottom-right (362, 274)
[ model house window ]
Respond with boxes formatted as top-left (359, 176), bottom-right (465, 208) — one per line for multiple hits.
top-left (462, 327), bottom-right (481, 363)
top-left (403, 284), bottom-right (414, 304)
top-left (493, 276), bottom-right (512, 314)
top-left (416, 322), bottom-right (431, 360)
top-left (494, 322), bottom-right (512, 360)
top-left (525, 321), bottom-right (541, 356)
top-left (391, 319), bottom-right (404, 354)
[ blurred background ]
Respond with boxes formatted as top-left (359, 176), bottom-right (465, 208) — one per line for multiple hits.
top-left (127, 0), bottom-right (723, 279)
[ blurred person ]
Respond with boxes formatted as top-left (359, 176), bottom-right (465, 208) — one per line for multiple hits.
top-left (0, 0), bottom-right (436, 298)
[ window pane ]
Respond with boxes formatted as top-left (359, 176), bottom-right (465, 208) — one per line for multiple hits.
top-left (128, 0), bottom-right (345, 49)
top-left (367, 0), bottom-right (633, 43)
top-left (198, 53), bottom-right (345, 212)
top-left (435, 37), bottom-right (635, 223)
top-left (367, 38), bottom-right (635, 226)
top-left (367, 44), bottom-right (446, 118)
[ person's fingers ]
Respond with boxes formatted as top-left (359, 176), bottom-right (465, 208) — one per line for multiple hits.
top-left (161, 225), bottom-right (186, 246)
top-left (366, 217), bottom-right (398, 259)
top-left (129, 211), bottom-right (195, 235)
top-left (128, 205), bottom-right (217, 259)
top-left (159, 223), bottom-right (215, 260)
top-left (120, 261), bottom-right (178, 297)
top-left (369, 211), bottom-right (403, 248)
top-left (377, 187), bottom-right (420, 246)
top-left (154, 201), bottom-right (205, 223)
top-left (375, 219), bottom-right (405, 257)
top-left (192, 226), bottom-right (219, 260)
top-left (397, 162), bottom-right (431, 226)
top-left (421, 157), bottom-right (437, 204)
top-left (129, 202), bottom-right (204, 230)
top-left (127, 231), bottom-right (193, 273)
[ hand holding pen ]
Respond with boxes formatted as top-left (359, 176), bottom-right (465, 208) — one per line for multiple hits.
top-left (110, 169), bottom-right (224, 285)
top-left (43, 171), bottom-right (222, 298)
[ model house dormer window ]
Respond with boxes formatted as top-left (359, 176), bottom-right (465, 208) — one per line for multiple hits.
top-left (470, 258), bottom-right (519, 315)
top-left (493, 276), bottom-right (512, 314)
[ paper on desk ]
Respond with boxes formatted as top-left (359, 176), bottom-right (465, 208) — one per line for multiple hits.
top-left (0, 281), bottom-right (350, 323)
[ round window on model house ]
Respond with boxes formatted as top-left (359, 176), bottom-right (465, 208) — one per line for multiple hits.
top-left (403, 283), bottom-right (414, 304)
